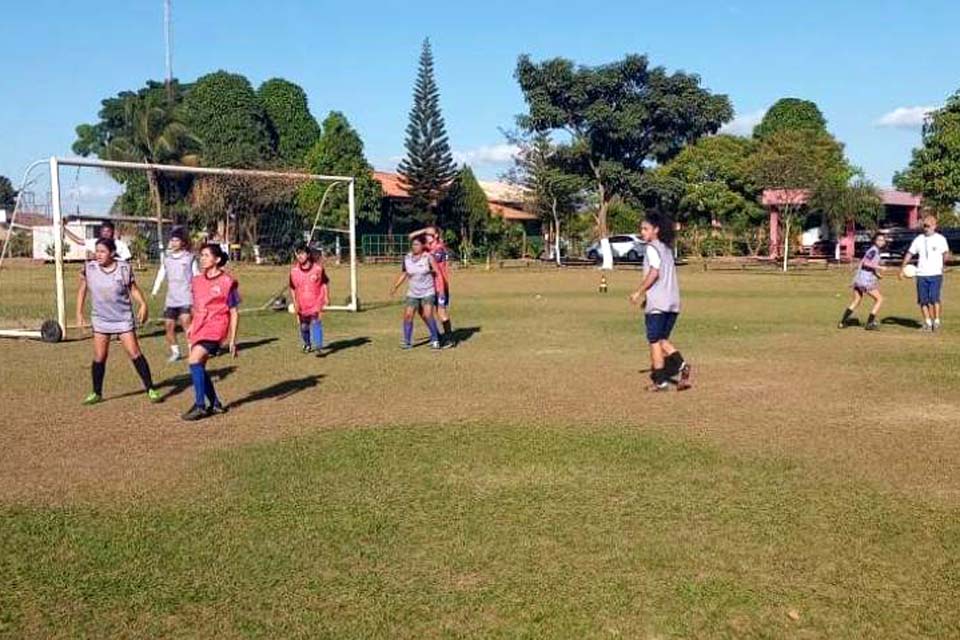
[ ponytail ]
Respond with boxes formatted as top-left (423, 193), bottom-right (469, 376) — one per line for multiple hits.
top-left (202, 243), bottom-right (229, 267)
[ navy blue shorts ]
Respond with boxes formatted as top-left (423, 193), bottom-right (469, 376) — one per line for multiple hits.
top-left (917, 275), bottom-right (943, 306)
top-left (645, 312), bottom-right (678, 343)
top-left (193, 340), bottom-right (222, 356)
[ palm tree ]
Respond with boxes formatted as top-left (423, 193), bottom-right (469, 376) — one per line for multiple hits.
top-left (811, 177), bottom-right (883, 261)
top-left (105, 93), bottom-right (199, 228)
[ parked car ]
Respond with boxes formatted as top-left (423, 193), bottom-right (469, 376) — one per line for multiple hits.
top-left (585, 234), bottom-right (645, 263)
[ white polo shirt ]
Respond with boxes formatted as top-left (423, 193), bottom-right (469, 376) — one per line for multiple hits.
top-left (908, 232), bottom-right (949, 277)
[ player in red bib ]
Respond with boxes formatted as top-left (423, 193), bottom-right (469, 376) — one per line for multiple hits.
top-left (410, 225), bottom-right (455, 347)
top-left (289, 242), bottom-right (329, 356)
top-left (182, 243), bottom-right (240, 421)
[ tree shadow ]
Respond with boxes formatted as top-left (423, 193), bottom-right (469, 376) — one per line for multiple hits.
top-left (881, 317), bottom-right (923, 329)
top-left (451, 326), bottom-right (481, 344)
top-left (108, 365), bottom-right (237, 402)
top-left (320, 337), bottom-right (371, 357)
top-left (228, 374), bottom-right (324, 409)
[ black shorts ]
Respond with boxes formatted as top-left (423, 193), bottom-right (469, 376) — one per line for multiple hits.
top-left (163, 306), bottom-right (192, 320)
top-left (193, 340), bottom-right (222, 356)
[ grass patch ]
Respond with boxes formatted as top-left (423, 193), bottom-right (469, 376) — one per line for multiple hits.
top-left (3, 424), bottom-right (959, 638)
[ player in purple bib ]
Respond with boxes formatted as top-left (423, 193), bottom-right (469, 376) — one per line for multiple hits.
top-left (76, 238), bottom-right (160, 405)
top-left (838, 232), bottom-right (887, 331)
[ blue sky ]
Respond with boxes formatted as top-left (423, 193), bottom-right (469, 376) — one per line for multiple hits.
top-left (2, 0), bottom-right (957, 210)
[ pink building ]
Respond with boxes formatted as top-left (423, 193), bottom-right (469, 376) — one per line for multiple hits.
top-left (763, 188), bottom-right (922, 260)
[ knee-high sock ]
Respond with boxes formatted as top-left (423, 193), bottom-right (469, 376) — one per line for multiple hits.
top-left (131, 355), bottom-right (154, 391)
top-left (310, 319), bottom-right (324, 349)
top-left (189, 363), bottom-right (206, 408)
top-left (203, 369), bottom-right (220, 407)
top-left (426, 318), bottom-right (440, 343)
top-left (299, 321), bottom-right (311, 347)
top-left (664, 352), bottom-right (684, 377)
top-left (442, 319), bottom-right (452, 336)
top-left (91, 361), bottom-right (106, 396)
top-left (403, 320), bottom-right (413, 345)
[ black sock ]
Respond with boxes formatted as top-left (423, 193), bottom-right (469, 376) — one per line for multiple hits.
top-left (131, 355), bottom-right (154, 391)
top-left (651, 368), bottom-right (668, 385)
top-left (91, 361), bottom-right (105, 396)
top-left (841, 308), bottom-right (854, 322)
top-left (868, 313), bottom-right (876, 324)
top-left (442, 319), bottom-right (452, 336)
top-left (664, 352), bottom-right (682, 377)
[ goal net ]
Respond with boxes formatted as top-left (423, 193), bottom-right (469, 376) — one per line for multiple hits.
top-left (0, 157), bottom-right (358, 341)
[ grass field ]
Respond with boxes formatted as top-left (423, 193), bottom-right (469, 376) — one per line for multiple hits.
top-left (1, 262), bottom-right (959, 638)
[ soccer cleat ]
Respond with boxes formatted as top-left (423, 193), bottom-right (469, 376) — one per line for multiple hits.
top-left (82, 392), bottom-right (102, 406)
top-left (921, 324), bottom-right (933, 332)
top-left (677, 363), bottom-right (693, 391)
top-left (864, 322), bottom-right (880, 331)
top-left (167, 353), bottom-right (181, 363)
top-left (400, 343), bottom-right (412, 350)
top-left (147, 388), bottom-right (163, 403)
top-left (208, 403), bottom-right (228, 416)
top-left (430, 341), bottom-right (442, 350)
top-left (181, 405), bottom-right (208, 421)
top-left (301, 344), bottom-right (313, 354)
top-left (837, 320), bottom-right (848, 329)
top-left (647, 381), bottom-right (670, 392)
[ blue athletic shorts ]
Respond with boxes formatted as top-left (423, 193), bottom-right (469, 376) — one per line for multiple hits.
top-left (645, 312), bottom-right (678, 343)
top-left (916, 275), bottom-right (943, 306)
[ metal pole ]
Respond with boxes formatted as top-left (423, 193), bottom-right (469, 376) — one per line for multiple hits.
top-left (50, 157), bottom-right (66, 334)
top-left (54, 157), bottom-right (353, 183)
top-left (347, 179), bottom-right (358, 311)
top-left (164, 0), bottom-right (174, 103)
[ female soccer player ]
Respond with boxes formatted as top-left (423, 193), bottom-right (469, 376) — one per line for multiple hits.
top-left (629, 212), bottom-right (691, 392)
top-left (76, 238), bottom-right (160, 405)
top-left (391, 235), bottom-right (442, 350)
top-left (289, 242), bottom-right (329, 355)
top-left (151, 227), bottom-right (198, 362)
top-left (410, 226), bottom-right (454, 347)
top-left (182, 243), bottom-right (240, 421)
top-left (838, 232), bottom-right (887, 331)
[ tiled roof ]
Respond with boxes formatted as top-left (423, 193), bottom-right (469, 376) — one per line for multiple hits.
top-left (762, 188), bottom-right (922, 207)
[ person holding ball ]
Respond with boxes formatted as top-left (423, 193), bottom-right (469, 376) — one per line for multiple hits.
top-left (182, 243), bottom-right (240, 421)
top-left (900, 215), bottom-right (951, 332)
top-left (76, 238), bottom-right (161, 405)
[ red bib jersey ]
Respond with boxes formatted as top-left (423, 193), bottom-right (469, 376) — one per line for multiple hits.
top-left (190, 271), bottom-right (240, 344)
top-left (289, 262), bottom-right (329, 316)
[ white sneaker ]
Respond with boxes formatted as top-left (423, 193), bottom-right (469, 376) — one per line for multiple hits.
top-left (167, 352), bottom-right (181, 363)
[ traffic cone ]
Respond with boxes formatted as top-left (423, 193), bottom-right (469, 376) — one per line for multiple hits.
top-left (598, 274), bottom-right (608, 293)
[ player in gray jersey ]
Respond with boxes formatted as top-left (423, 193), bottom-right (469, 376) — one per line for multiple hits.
top-left (76, 238), bottom-right (160, 405)
top-left (391, 235), bottom-right (442, 349)
top-left (629, 211), bottom-right (692, 392)
top-left (151, 228), bottom-right (198, 362)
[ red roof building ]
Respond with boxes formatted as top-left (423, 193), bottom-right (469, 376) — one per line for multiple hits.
top-left (372, 171), bottom-right (535, 222)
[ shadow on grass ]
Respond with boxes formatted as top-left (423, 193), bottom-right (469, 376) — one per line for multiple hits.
top-left (235, 337), bottom-right (279, 353)
top-left (881, 316), bottom-right (923, 329)
top-left (320, 337), bottom-right (371, 357)
top-left (108, 366), bottom-right (237, 402)
top-left (228, 374), bottom-right (324, 410)
top-left (450, 326), bottom-right (481, 345)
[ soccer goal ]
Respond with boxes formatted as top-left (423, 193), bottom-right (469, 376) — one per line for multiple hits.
top-left (0, 157), bottom-right (358, 342)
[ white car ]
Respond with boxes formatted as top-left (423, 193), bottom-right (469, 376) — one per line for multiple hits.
top-left (585, 234), bottom-right (645, 263)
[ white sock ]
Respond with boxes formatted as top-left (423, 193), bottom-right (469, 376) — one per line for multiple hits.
top-left (171, 344), bottom-right (181, 357)
top-left (934, 318), bottom-right (942, 326)
top-left (925, 318), bottom-right (933, 327)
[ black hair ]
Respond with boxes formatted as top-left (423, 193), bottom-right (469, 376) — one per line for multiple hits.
top-left (644, 210), bottom-right (675, 247)
top-left (170, 226), bottom-right (187, 241)
top-left (294, 241), bottom-right (309, 254)
top-left (871, 231), bottom-right (886, 244)
top-left (100, 220), bottom-right (115, 231)
top-left (412, 234), bottom-right (428, 245)
top-left (201, 242), bottom-right (229, 267)
top-left (94, 237), bottom-right (116, 255)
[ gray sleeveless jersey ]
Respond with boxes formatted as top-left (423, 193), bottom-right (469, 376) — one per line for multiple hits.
top-left (644, 240), bottom-right (681, 313)
top-left (84, 261), bottom-right (135, 334)
top-left (404, 253), bottom-right (436, 298)
top-left (162, 251), bottom-right (195, 308)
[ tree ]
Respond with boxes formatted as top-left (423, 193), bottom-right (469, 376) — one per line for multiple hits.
top-left (398, 39), bottom-right (456, 219)
top-left (753, 98), bottom-right (827, 140)
top-left (505, 132), bottom-right (585, 265)
top-left (515, 53), bottom-right (732, 268)
top-left (258, 78), bottom-right (322, 166)
top-left (747, 129), bottom-right (852, 270)
top-left (808, 177), bottom-right (883, 260)
top-left (299, 111), bottom-right (383, 229)
top-left (442, 165), bottom-right (491, 263)
top-left (181, 70), bottom-right (275, 168)
top-left (894, 91), bottom-right (960, 210)
top-left (0, 175), bottom-right (16, 206)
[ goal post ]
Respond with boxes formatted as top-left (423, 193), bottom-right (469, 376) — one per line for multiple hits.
top-left (0, 156), bottom-right (359, 342)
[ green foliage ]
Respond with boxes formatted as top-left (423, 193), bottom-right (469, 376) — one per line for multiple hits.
top-left (398, 39), bottom-right (456, 216)
top-left (753, 98), bottom-right (827, 140)
top-left (747, 129), bottom-right (851, 197)
top-left (442, 165), bottom-right (493, 261)
top-left (181, 71), bottom-right (275, 168)
top-left (0, 174), bottom-right (17, 205)
top-left (257, 78), bottom-right (321, 166)
top-left (894, 91), bottom-right (960, 210)
top-left (607, 201), bottom-right (642, 234)
top-left (505, 131), bottom-right (585, 227)
top-left (299, 111), bottom-right (383, 228)
top-left (515, 53), bottom-right (732, 236)
top-left (808, 177), bottom-right (883, 235)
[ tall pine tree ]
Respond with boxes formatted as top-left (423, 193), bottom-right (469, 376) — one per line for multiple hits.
top-left (398, 38), bottom-right (456, 220)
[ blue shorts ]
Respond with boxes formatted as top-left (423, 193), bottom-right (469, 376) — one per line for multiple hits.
top-left (916, 275), bottom-right (943, 306)
top-left (645, 312), bottom-right (678, 343)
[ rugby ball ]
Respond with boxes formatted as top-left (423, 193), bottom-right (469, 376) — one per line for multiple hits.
top-left (287, 303), bottom-right (297, 314)
top-left (902, 264), bottom-right (918, 279)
